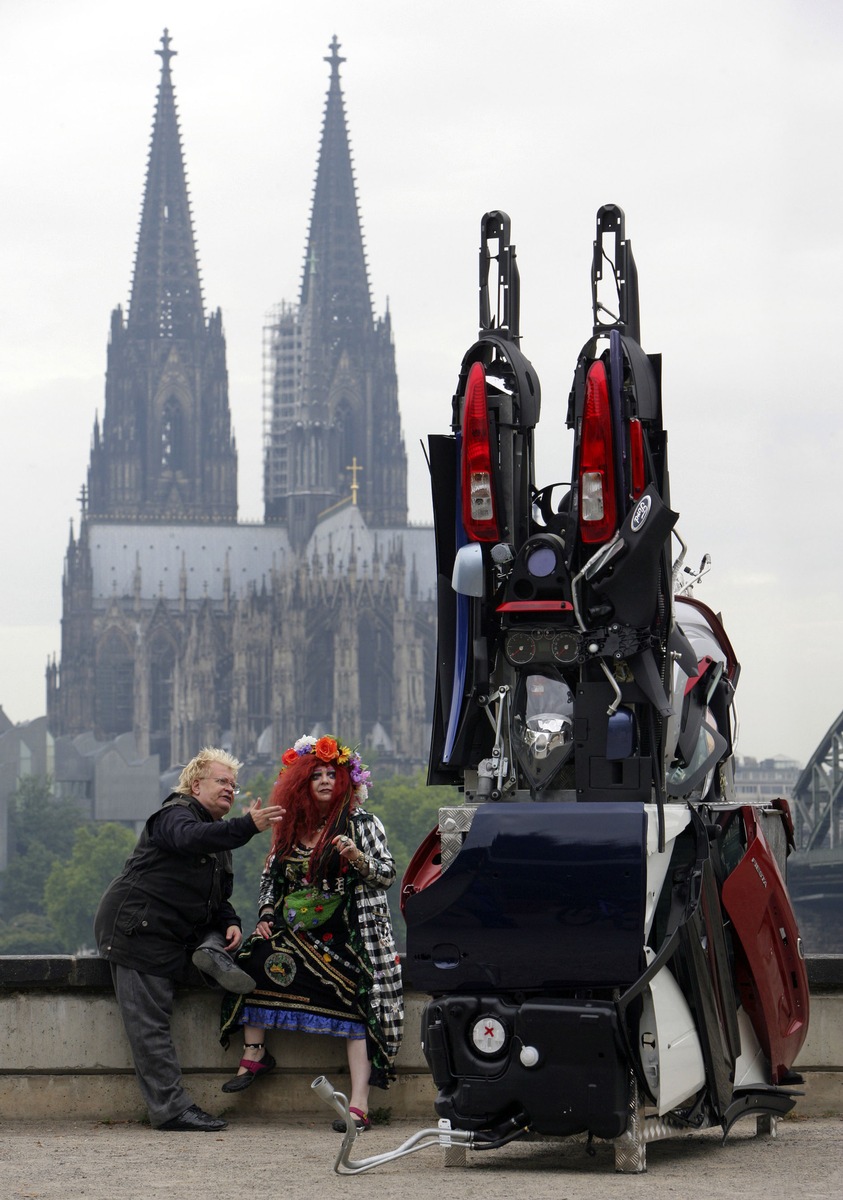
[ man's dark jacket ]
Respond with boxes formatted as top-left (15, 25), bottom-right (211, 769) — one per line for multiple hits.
top-left (94, 793), bottom-right (260, 978)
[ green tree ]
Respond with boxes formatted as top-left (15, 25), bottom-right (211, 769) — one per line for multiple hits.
top-left (228, 771), bottom-right (277, 925)
top-left (0, 775), bottom-right (84, 920)
top-left (43, 822), bottom-right (138, 952)
top-left (370, 770), bottom-right (457, 867)
top-left (0, 912), bottom-right (64, 954)
top-left (0, 842), bottom-right (61, 919)
top-left (6, 775), bottom-right (83, 857)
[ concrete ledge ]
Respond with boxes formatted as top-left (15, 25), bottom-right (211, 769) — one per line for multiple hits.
top-left (3, 953), bottom-right (841, 990)
top-left (1, 955), bottom-right (840, 1121)
top-left (0, 1072), bottom-right (440, 1125)
top-left (805, 954), bottom-right (843, 990)
top-left (0, 954), bottom-right (113, 988)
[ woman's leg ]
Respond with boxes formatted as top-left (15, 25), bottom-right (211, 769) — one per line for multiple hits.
top-left (346, 1036), bottom-right (371, 1115)
top-left (235, 1024), bottom-right (269, 1074)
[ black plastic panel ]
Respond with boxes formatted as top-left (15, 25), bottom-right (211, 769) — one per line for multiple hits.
top-left (424, 993), bottom-right (630, 1137)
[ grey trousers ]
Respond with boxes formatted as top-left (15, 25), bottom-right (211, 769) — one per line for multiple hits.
top-left (110, 930), bottom-right (227, 1127)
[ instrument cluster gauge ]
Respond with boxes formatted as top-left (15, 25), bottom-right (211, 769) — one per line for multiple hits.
top-left (551, 632), bottom-right (580, 664)
top-left (471, 1015), bottom-right (507, 1056)
top-left (505, 632), bottom-right (536, 665)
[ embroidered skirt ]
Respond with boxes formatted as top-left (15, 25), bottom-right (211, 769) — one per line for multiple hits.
top-left (220, 890), bottom-right (367, 1042)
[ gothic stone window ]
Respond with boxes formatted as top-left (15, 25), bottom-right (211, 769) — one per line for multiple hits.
top-left (303, 622), bottom-right (334, 730)
top-left (97, 630), bottom-right (134, 736)
top-left (160, 396), bottom-right (185, 471)
top-left (335, 398), bottom-right (354, 496)
top-left (247, 653), bottom-right (271, 739)
top-left (357, 611), bottom-right (392, 741)
top-left (149, 634), bottom-right (176, 766)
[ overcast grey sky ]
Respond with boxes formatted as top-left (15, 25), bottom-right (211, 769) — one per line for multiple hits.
top-left (1, 0), bottom-right (841, 766)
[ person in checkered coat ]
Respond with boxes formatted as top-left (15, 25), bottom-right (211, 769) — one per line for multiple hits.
top-left (219, 735), bottom-right (403, 1132)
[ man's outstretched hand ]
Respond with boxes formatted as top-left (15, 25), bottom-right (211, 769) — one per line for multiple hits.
top-left (247, 797), bottom-right (285, 831)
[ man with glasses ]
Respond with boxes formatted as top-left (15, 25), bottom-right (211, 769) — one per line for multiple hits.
top-left (95, 747), bottom-right (284, 1132)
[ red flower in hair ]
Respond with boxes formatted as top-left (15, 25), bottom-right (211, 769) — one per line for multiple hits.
top-left (281, 748), bottom-right (298, 766)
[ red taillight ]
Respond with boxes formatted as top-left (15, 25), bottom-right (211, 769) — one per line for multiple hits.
top-left (579, 360), bottom-right (617, 544)
top-left (460, 362), bottom-right (500, 542)
top-left (629, 417), bottom-right (645, 499)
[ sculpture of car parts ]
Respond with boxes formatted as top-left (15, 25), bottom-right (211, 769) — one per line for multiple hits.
top-left (314, 206), bottom-right (809, 1174)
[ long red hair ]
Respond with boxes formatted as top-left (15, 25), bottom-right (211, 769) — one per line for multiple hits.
top-left (267, 753), bottom-right (357, 881)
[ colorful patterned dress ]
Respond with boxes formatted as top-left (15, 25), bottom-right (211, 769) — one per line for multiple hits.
top-left (220, 808), bottom-right (403, 1087)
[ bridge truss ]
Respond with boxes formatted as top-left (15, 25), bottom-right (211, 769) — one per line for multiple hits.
top-left (792, 710), bottom-right (843, 853)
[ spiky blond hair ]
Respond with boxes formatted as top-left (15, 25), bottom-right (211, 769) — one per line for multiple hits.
top-left (176, 747), bottom-right (244, 796)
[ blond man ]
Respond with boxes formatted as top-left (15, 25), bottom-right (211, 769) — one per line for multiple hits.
top-left (95, 748), bottom-right (283, 1131)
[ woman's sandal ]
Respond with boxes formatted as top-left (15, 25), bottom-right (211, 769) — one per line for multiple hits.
top-left (221, 1043), bottom-right (276, 1093)
top-left (331, 1105), bottom-right (371, 1133)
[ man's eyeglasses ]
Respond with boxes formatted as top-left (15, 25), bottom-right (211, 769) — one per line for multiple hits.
top-left (210, 777), bottom-right (241, 795)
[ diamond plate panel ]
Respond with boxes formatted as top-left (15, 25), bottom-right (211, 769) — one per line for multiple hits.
top-left (438, 806), bottom-right (477, 872)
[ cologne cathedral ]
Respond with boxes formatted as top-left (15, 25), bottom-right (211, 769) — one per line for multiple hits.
top-left (46, 32), bottom-right (436, 772)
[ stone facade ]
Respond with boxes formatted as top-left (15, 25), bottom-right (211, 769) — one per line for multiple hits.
top-left (46, 33), bottom-right (435, 771)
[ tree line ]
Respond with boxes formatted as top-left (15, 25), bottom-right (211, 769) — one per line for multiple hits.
top-left (0, 769), bottom-right (457, 956)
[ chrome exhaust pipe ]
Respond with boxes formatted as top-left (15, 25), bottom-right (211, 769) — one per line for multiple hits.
top-left (310, 1076), bottom-right (475, 1175)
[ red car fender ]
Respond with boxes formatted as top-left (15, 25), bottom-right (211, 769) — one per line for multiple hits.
top-left (720, 806), bottom-right (810, 1082)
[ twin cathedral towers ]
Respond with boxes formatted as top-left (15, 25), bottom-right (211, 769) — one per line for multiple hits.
top-left (47, 32), bottom-right (435, 771)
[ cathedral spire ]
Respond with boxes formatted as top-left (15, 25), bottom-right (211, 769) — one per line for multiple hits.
top-left (263, 36), bottom-right (407, 540)
top-left (128, 29), bottom-right (205, 338)
top-left (85, 30), bottom-right (237, 523)
top-left (300, 35), bottom-right (373, 338)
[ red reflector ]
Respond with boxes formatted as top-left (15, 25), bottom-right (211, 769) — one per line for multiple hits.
top-left (630, 418), bottom-right (645, 499)
top-left (579, 360), bottom-right (617, 544)
top-left (496, 600), bottom-right (574, 613)
top-left (461, 362), bottom-right (500, 542)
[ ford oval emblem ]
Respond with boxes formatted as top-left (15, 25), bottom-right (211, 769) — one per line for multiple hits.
top-left (631, 494), bottom-right (651, 532)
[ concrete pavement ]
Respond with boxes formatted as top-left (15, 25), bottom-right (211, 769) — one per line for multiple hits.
top-left (0, 1115), bottom-right (840, 1199)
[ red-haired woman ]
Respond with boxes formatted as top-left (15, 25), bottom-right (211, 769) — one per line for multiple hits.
top-left (219, 735), bottom-right (403, 1132)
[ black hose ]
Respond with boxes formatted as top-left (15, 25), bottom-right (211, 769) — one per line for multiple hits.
top-left (471, 1112), bottom-right (530, 1151)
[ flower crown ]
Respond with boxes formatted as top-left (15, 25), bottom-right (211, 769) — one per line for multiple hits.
top-left (279, 735), bottom-right (371, 802)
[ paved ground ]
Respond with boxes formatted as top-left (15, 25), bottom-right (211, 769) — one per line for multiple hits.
top-left (0, 1115), bottom-right (840, 1199)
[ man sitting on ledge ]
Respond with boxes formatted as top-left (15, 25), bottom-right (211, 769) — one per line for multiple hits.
top-left (94, 747), bottom-right (283, 1132)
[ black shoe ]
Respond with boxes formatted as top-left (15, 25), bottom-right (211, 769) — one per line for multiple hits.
top-left (221, 1051), bottom-right (277, 1093)
top-left (158, 1104), bottom-right (228, 1132)
top-left (191, 947), bottom-right (256, 994)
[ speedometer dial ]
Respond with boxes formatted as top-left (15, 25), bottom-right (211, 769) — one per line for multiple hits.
top-left (505, 632), bottom-right (536, 665)
top-left (551, 632), bottom-right (580, 664)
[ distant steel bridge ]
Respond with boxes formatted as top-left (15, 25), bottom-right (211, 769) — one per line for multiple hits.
top-left (788, 710), bottom-right (843, 902)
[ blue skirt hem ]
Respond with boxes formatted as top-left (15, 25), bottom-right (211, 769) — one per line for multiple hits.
top-left (237, 1005), bottom-right (366, 1040)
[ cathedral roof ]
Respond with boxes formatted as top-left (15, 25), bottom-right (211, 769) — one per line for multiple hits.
top-left (127, 29), bottom-right (205, 338)
top-left (304, 505), bottom-right (436, 600)
top-left (83, 517), bottom-right (435, 604)
top-left (86, 524), bottom-right (292, 604)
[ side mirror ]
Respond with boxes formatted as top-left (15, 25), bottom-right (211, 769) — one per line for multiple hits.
top-left (451, 542), bottom-right (484, 597)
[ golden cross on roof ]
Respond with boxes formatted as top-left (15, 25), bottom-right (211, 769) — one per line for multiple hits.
top-left (346, 457), bottom-right (363, 506)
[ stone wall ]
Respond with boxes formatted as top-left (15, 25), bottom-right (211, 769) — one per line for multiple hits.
top-left (0, 956), bottom-right (840, 1122)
